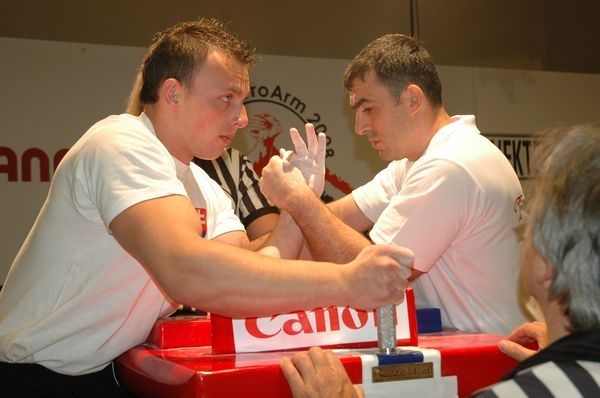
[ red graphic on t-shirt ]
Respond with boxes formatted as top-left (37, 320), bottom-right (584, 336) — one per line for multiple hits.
top-left (196, 208), bottom-right (207, 238)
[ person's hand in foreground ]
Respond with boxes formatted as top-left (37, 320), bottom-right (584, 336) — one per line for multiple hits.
top-left (498, 321), bottom-right (548, 362)
top-left (281, 346), bottom-right (364, 398)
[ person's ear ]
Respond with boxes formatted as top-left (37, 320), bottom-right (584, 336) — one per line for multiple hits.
top-left (161, 78), bottom-right (181, 108)
top-left (404, 84), bottom-right (423, 114)
top-left (538, 257), bottom-right (556, 291)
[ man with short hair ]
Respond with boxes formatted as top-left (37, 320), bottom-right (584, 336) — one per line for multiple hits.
top-left (261, 33), bottom-right (527, 335)
top-left (279, 123), bottom-right (600, 397)
top-left (0, 20), bottom-right (412, 396)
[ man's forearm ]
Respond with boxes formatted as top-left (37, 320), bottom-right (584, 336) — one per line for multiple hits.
top-left (285, 191), bottom-right (371, 263)
top-left (259, 211), bottom-right (305, 259)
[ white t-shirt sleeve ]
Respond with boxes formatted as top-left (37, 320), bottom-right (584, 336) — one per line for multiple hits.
top-left (73, 123), bottom-right (185, 227)
top-left (210, 199), bottom-right (246, 239)
top-left (190, 165), bottom-right (245, 239)
top-left (365, 159), bottom-right (473, 273)
top-left (353, 161), bottom-right (407, 222)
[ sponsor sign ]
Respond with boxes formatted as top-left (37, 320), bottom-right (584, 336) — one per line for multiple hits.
top-left (211, 288), bottom-right (417, 354)
top-left (486, 135), bottom-right (537, 179)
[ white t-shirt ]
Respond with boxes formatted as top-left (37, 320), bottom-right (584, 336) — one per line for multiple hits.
top-left (353, 115), bottom-right (526, 334)
top-left (0, 113), bottom-right (244, 375)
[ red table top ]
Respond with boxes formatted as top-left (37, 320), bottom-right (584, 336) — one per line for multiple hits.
top-left (116, 317), bottom-right (517, 398)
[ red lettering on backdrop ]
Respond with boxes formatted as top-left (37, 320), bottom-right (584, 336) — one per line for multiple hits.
top-left (54, 148), bottom-right (69, 169)
top-left (22, 148), bottom-right (50, 182)
top-left (0, 146), bottom-right (69, 182)
top-left (0, 146), bottom-right (18, 181)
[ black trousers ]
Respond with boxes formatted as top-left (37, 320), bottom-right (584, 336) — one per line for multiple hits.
top-left (0, 361), bottom-right (136, 397)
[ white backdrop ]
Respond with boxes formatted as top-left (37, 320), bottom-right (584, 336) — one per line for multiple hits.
top-left (1, 37), bottom-right (599, 283)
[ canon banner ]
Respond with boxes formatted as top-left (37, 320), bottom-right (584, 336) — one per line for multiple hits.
top-left (210, 290), bottom-right (416, 354)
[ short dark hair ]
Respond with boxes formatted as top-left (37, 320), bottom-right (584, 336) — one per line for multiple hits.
top-left (139, 18), bottom-right (256, 105)
top-left (343, 34), bottom-right (442, 108)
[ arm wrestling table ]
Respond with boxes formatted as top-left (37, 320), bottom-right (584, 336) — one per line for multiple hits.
top-left (115, 314), bottom-right (518, 397)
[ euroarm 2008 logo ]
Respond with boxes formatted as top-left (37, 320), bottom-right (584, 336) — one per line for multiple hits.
top-left (232, 83), bottom-right (352, 202)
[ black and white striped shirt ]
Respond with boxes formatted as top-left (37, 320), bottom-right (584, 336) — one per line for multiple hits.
top-left (194, 147), bottom-right (279, 228)
top-left (474, 360), bottom-right (600, 397)
top-left (473, 330), bottom-right (600, 397)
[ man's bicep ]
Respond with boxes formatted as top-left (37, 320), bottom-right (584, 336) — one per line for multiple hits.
top-left (212, 230), bottom-right (250, 249)
top-left (109, 195), bottom-right (202, 272)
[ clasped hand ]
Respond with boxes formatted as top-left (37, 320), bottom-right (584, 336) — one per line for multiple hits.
top-left (260, 123), bottom-right (327, 208)
top-left (282, 123), bottom-right (327, 196)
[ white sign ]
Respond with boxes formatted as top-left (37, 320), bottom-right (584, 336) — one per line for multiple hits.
top-left (211, 289), bottom-right (417, 354)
